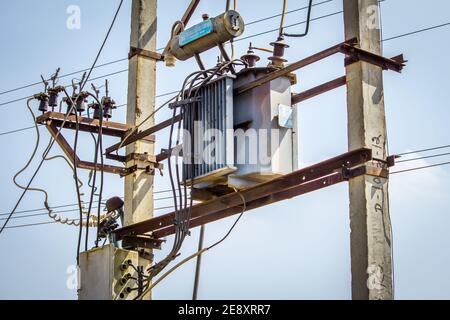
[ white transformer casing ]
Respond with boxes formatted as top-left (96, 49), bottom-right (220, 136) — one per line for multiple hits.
top-left (229, 68), bottom-right (298, 189)
top-left (182, 68), bottom-right (298, 192)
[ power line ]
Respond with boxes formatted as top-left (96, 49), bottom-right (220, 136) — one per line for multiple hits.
top-left (2, 12), bottom-right (449, 115)
top-left (0, 204), bottom-right (179, 222)
top-left (396, 152), bottom-right (450, 164)
top-left (382, 22), bottom-right (450, 42)
top-left (246, 0), bottom-right (333, 26)
top-left (0, 190), bottom-right (185, 217)
top-left (3, 205), bottom-right (180, 230)
top-left (0, 0), bottom-right (124, 236)
top-left (0, 58), bottom-right (129, 97)
top-left (391, 161), bottom-right (450, 175)
top-left (0, 0), bottom-right (334, 100)
top-left (397, 145), bottom-right (450, 157)
top-left (2, 5), bottom-right (449, 114)
top-left (0, 10), bottom-right (343, 138)
top-left (0, 1), bottom-right (335, 105)
top-left (5, 156), bottom-right (450, 230)
top-left (0, 125), bottom-right (41, 137)
top-left (236, 10), bottom-right (343, 43)
top-left (0, 69), bottom-right (129, 108)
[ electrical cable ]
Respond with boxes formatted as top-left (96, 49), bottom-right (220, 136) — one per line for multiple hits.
top-left (396, 152), bottom-right (450, 164)
top-left (279, 0), bottom-right (287, 36)
top-left (192, 224), bottom-right (205, 300)
top-left (4, 0), bottom-right (450, 110)
top-left (136, 62), bottom-right (244, 299)
top-left (283, 0), bottom-right (314, 38)
top-left (0, 204), bottom-right (181, 222)
top-left (84, 93), bottom-right (101, 250)
top-left (0, 191), bottom-right (181, 217)
top-left (0, 0), bottom-right (334, 107)
top-left (391, 161), bottom-right (450, 175)
top-left (86, 93), bottom-right (106, 248)
top-left (136, 189), bottom-right (247, 300)
top-left (62, 87), bottom-right (86, 265)
top-left (11, 98), bottom-right (52, 221)
top-left (0, 0), bottom-right (124, 237)
top-left (396, 145), bottom-right (450, 157)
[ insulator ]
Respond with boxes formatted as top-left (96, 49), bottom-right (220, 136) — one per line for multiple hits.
top-left (48, 92), bottom-right (58, 108)
top-left (102, 97), bottom-right (116, 119)
top-left (89, 102), bottom-right (102, 120)
top-left (63, 97), bottom-right (76, 116)
top-left (241, 45), bottom-right (260, 68)
top-left (47, 88), bottom-right (61, 109)
top-left (76, 95), bottom-right (87, 113)
top-left (268, 36), bottom-right (290, 68)
top-left (38, 94), bottom-right (49, 113)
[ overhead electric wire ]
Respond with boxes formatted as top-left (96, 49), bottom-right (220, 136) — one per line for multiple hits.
top-left (280, 0), bottom-right (314, 38)
top-left (84, 93), bottom-right (101, 251)
top-left (0, 204), bottom-right (181, 222)
top-left (396, 152), bottom-right (450, 164)
top-left (391, 161), bottom-right (450, 175)
top-left (137, 189), bottom-right (247, 300)
top-left (0, 69), bottom-right (128, 108)
top-left (382, 22), bottom-right (450, 42)
top-left (0, 0), bottom-right (124, 237)
top-left (396, 145), bottom-right (450, 157)
top-left (4, 11), bottom-right (450, 137)
top-left (2, 0), bottom-right (449, 111)
top-left (0, 0), bottom-right (334, 106)
top-left (0, 58), bottom-right (128, 97)
top-left (0, 192), bottom-right (183, 217)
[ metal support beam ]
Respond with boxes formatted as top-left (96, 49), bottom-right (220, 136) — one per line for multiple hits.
top-left (106, 114), bottom-right (182, 154)
top-left (234, 39), bottom-right (357, 95)
top-left (46, 124), bottom-right (132, 176)
top-left (112, 148), bottom-right (373, 240)
top-left (292, 76), bottom-right (347, 104)
top-left (235, 38), bottom-right (404, 96)
top-left (37, 112), bottom-right (131, 138)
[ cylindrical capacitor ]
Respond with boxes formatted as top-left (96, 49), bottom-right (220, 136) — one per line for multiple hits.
top-left (168, 10), bottom-right (245, 62)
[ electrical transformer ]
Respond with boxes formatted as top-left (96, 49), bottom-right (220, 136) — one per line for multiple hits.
top-left (183, 67), bottom-right (298, 194)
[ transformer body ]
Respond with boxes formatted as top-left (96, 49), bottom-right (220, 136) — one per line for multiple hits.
top-left (230, 68), bottom-right (298, 188)
top-left (182, 68), bottom-right (298, 193)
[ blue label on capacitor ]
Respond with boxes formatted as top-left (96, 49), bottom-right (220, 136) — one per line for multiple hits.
top-left (178, 19), bottom-right (214, 47)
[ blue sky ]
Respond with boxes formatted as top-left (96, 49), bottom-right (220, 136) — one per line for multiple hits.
top-left (0, 0), bottom-right (449, 300)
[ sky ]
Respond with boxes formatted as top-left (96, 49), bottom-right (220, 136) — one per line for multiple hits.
top-left (0, 0), bottom-right (449, 300)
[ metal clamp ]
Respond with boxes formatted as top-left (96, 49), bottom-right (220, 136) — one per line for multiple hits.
top-left (122, 235), bottom-right (165, 250)
top-left (343, 165), bottom-right (390, 180)
top-left (169, 97), bottom-right (202, 109)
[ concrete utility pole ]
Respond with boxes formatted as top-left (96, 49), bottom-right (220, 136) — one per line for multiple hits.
top-left (343, 0), bottom-right (393, 300)
top-left (125, 0), bottom-right (157, 226)
top-left (79, 0), bottom-right (157, 301)
top-left (124, 0), bottom-right (158, 299)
